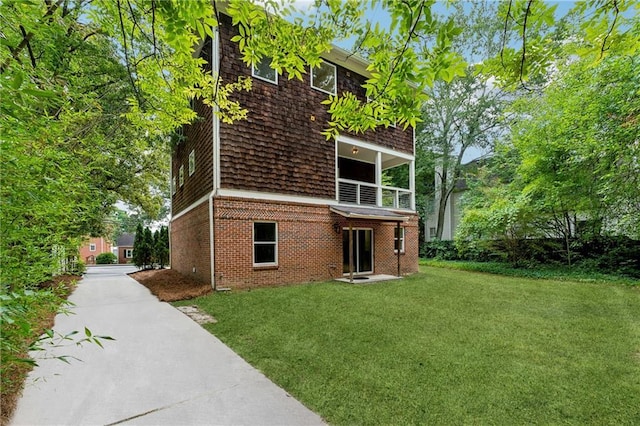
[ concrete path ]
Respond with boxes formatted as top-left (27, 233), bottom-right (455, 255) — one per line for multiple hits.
top-left (11, 266), bottom-right (325, 425)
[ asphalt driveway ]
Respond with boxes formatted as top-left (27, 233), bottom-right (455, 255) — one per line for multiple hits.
top-left (11, 265), bottom-right (324, 425)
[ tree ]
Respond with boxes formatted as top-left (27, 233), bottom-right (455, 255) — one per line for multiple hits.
top-left (417, 1), bottom-right (510, 240)
top-left (154, 226), bottom-right (170, 269)
top-left (132, 223), bottom-right (145, 269)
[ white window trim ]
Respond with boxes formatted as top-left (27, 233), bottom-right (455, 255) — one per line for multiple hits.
top-left (188, 150), bottom-right (195, 176)
top-left (89, 243), bottom-right (96, 252)
top-left (125, 248), bottom-right (133, 259)
top-left (252, 58), bottom-right (278, 85)
top-left (394, 227), bottom-right (405, 254)
top-left (171, 177), bottom-right (176, 195)
top-left (310, 60), bottom-right (337, 95)
top-left (253, 222), bottom-right (278, 266)
top-left (179, 165), bottom-right (184, 187)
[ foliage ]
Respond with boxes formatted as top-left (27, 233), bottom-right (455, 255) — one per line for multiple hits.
top-left (484, 0), bottom-right (640, 87)
top-left (95, 253), bottom-right (117, 265)
top-left (422, 239), bottom-right (460, 261)
top-left (153, 226), bottom-right (170, 268)
top-left (133, 225), bottom-right (169, 269)
top-left (177, 268), bottom-right (640, 424)
top-left (421, 259), bottom-right (639, 286)
top-left (417, 1), bottom-right (510, 240)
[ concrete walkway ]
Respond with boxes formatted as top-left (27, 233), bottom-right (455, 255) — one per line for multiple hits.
top-left (11, 266), bottom-right (325, 425)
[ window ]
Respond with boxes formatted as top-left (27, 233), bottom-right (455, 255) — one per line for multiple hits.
top-left (89, 243), bottom-right (96, 252)
top-left (394, 227), bottom-right (405, 253)
top-left (179, 165), bottom-right (184, 187)
top-left (171, 177), bottom-right (176, 195)
top-left (253, 222), bottom-right (277, 266)
top-left (311, 60), bottom-right (336, 95)
top-left (252, 57), bottom-right (278, 84)
top-left (188, 150), bottom-right (195, 176)
top-left (429, 227), bottom-right (437, 238)
top-left (125, 249), bottom-right (133, 259)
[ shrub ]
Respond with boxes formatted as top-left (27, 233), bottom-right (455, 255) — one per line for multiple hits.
top-left (95, 252), bottom-right (117, 264)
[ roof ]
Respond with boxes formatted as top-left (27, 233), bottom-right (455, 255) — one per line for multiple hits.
top-left (206, 3), bottom-right (372, 79)
top-left (116, 233), bottom-right (135, 247)
top-left (330, 206), bottom-right (410, 222)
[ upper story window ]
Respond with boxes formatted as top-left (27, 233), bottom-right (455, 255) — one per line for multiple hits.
top-left (252, 57), bottom-right (278, 84)
top-left (188, 150), bottom-right (195, 176)
top-left (253, 222), bottom-right (278, 266)
top-left (89, 243), bottom-right (96, 252)
top-left (171, 177), bottom-right (176, 195)
top-left (311, 60), bottom-right (336, 95)
top-left (179, 165), bottom-right (184, 187)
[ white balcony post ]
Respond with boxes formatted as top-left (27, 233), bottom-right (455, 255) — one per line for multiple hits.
top-left (410, 160), bottom-right (416, 210)
top-left (375, 151), bottom-right (382, 207)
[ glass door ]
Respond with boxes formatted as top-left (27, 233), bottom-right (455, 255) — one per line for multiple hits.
top-left (342, 229), bottom-right (373, 274)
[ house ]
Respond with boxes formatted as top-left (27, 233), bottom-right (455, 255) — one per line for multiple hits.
top-left (424, 174), bottom-right (467, 242)
top-left (170, 13), bottom-right (419, 289)
top-left (78, 237), bottom-right (112, 265)
top-left (116, 233), bottom-right (135, 264)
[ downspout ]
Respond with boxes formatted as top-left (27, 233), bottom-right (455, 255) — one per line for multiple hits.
top-left (209, 24), bottom-right (221, 291)
top-left (209, 191), bottom-right (216, 290)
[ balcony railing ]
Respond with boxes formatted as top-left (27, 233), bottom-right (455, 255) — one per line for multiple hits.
top-left (338, 178), bottom-right (412, 210)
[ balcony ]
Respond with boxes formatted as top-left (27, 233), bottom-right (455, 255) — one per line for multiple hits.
top-left (336, 138), bottom-right (415, 211)
top-left (338, 179), bottom-right (412, 209)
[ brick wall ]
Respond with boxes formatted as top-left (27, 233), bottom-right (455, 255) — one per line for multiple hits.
top-left (79, 237), bottom-right (112, 264)
top-left (170, 201), bottom-right (211, 284)
top-left (117, 246), bottom-right (133, 265)
top-left (212, 197), bottom-right (418, 289)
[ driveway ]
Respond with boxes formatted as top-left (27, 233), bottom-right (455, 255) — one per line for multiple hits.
top-left (11, 265), bottom-right (324, 425)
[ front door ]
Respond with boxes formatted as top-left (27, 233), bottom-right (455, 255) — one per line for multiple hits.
top-left (342, 229), bottom-right (373, 274)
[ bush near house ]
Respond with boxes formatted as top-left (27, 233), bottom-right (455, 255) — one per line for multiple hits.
top-left (95, 252), bottom-right (117, 264)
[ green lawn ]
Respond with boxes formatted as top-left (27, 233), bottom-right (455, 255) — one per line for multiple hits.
top-left (176, 267), bottom-right (640, 425)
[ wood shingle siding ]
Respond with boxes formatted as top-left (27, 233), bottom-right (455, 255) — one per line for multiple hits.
top-left (217, 14), bottom-right (412, 199)
top-left (172, 37), bottom-right (214, 215)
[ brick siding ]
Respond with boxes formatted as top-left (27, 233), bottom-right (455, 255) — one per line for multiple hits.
top-left (212, 197), bottom-right (418, 289)
top-left (170, 202), bottom-right (211, 284)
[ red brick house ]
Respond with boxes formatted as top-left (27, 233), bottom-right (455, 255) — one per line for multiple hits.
top-left (79, 237), bottom-right (112, 265)
top-left (170, 14), bottom-right (419, 289)
top-left (116, 233), bottom-right (135, 264)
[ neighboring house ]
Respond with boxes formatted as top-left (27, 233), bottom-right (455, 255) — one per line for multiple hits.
top-left (79, 237), bottom-right (112, 265)
top-left (424, 175), bottom-right (467, 242)
top-left (116, 233), bottom-right (135, 264)
top-left (170, 13), bottom-right (419, 289)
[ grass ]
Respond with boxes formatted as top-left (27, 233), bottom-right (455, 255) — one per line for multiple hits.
top-left (176, 267), bottom-right (640, 425)
top-left (422, 259), bottom-right (640, 286)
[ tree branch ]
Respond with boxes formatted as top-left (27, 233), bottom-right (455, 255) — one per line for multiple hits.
top-left (600, 0), bottom-right (619, 59)
top-left (1, 0), bottom-right (64, 73)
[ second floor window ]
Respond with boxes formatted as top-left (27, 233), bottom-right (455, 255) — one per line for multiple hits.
top-left (179, 165), bottom-right (184, 187)
top-left (252, 57), bottom-right (277, 84)
top-left (311, 60), bottom-right (336, 95)
top-left (171, 177), bottom-right (176, 195)
top-left (89, 243), bottom-right (96, 252)
top-left (189, 150), bottom-right (195, 176)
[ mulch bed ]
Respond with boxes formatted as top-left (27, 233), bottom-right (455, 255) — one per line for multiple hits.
top-left (128, 269), bottom-right (212, 302)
